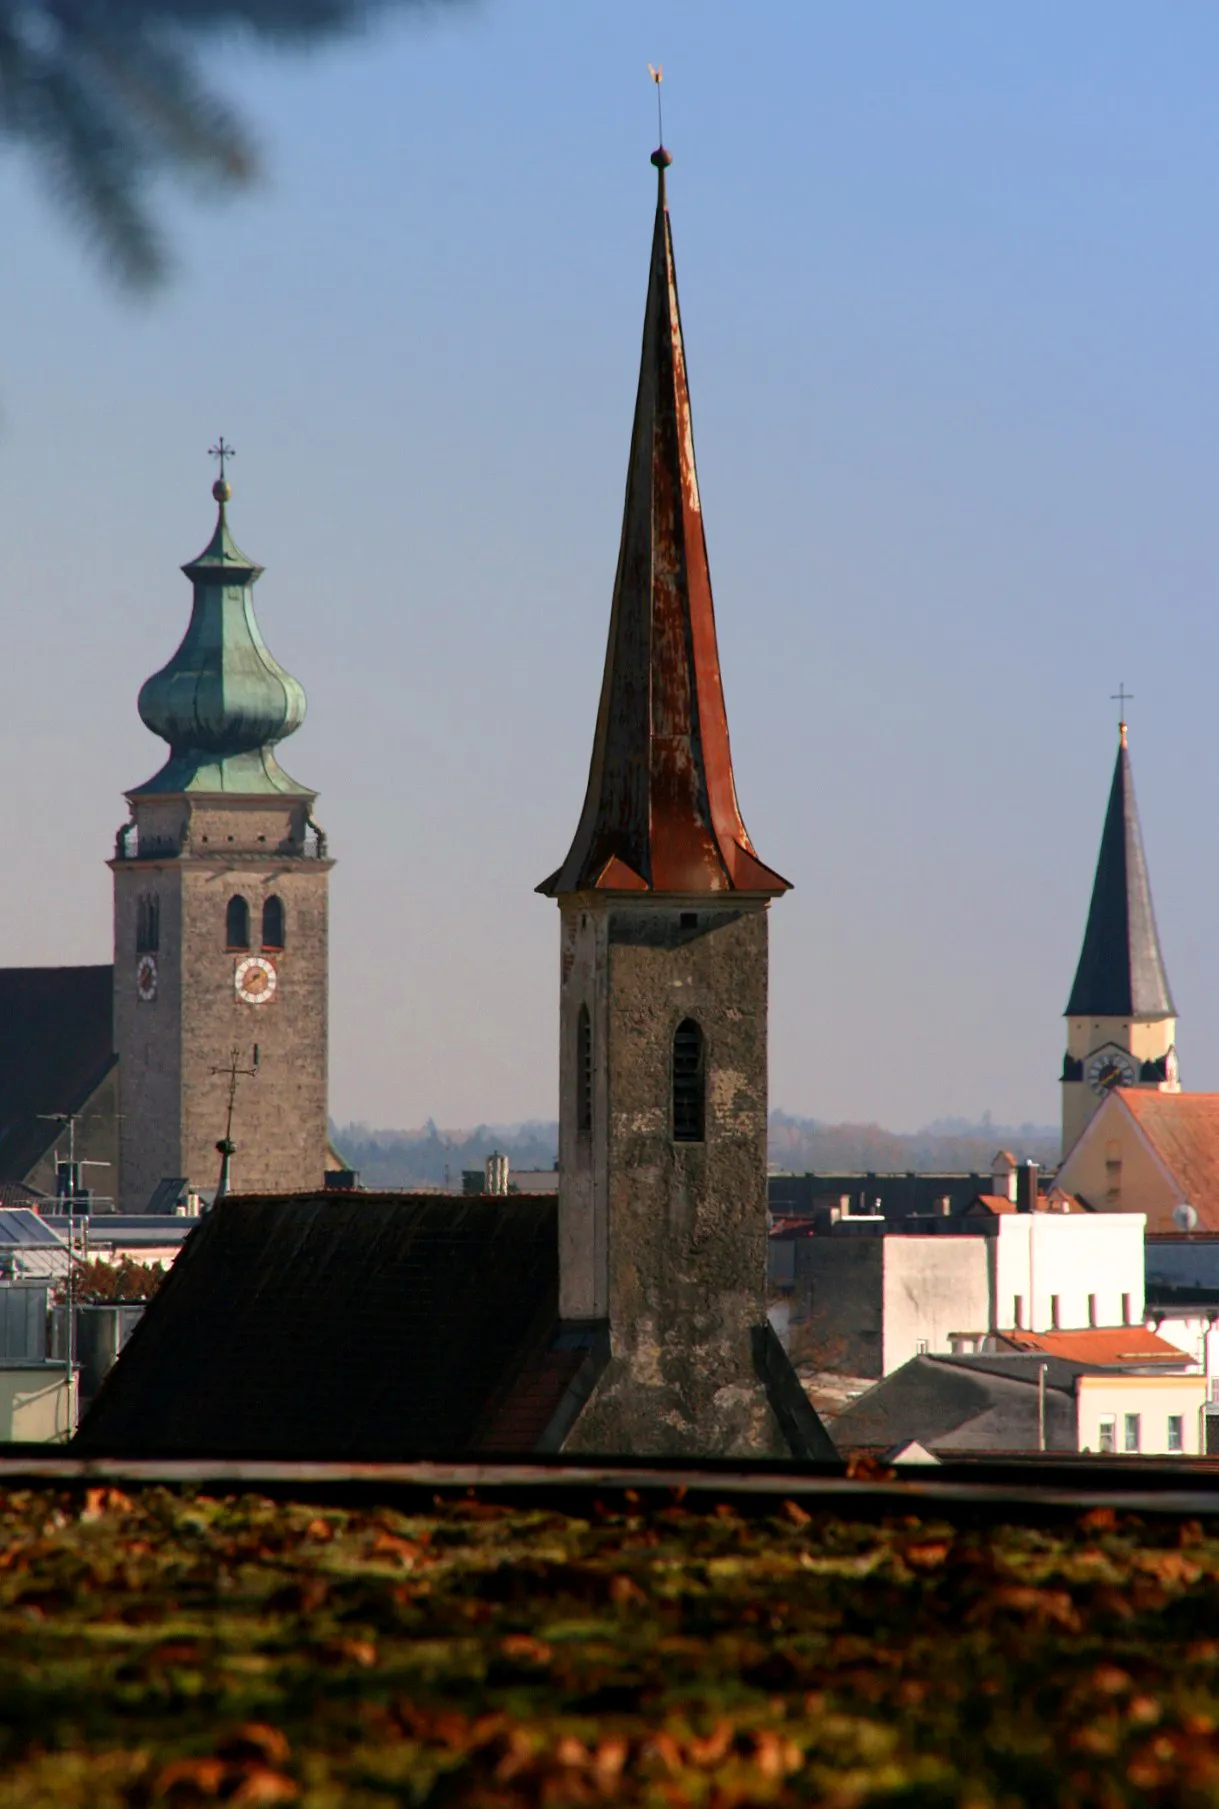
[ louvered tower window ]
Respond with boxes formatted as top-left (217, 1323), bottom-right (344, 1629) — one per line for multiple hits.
top-left (136, 893), bottom-right (160, 953)
top-left (576, 1004), bottom-right (592, 1134)
top-left (226, 895), bottom-right (251, 950)
top-left (262, 895), bottom-right (285, 950)
top-left (672, 1019), bottom-right (705, 1142)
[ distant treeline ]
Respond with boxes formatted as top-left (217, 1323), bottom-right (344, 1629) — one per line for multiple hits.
top-left (331, 1113), bottom-right (1060, 1190)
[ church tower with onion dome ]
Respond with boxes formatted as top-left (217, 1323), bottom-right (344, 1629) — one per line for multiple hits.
top-left (539, 148), bottom-right (829, 1459)
top-left (111, 452), bottom-right (333, 1210)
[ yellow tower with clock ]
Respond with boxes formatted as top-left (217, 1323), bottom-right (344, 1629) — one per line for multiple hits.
top-left (111, 455), bottom-right (333, 1211)
top-left (1061, 717), bottom-right (1178, 1159)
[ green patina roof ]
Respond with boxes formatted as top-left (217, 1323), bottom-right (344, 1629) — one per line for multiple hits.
top-left (132, 485), bottom-right (310, 797)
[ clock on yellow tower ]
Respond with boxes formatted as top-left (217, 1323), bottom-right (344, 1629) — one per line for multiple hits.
top-left (1061, 718), bottom-right (1177, 1158)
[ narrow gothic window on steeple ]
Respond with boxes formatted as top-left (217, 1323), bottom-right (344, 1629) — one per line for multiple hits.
top-left (226, 895), bottom-right (250, 951)
top-left (673, 1019), bottom-right (705, 1143)
top-left (262, 896), bottom-right (285, 950)
top-left (136, 893), bottom-right (160, 954)
top-left (577, 1005), bottom-right (593, 1134)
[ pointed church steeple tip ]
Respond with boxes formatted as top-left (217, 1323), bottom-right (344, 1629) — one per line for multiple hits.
top-left (539, 140), bottom-right (789, 898)
top-left (1065, 712), bottom-right (1174, 1020)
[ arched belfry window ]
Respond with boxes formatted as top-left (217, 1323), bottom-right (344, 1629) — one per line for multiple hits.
top-left (226, 895), bottom-right (250, 951)
top-left (135, 892), bottom-right (160, 954)
top-left (672, 1019), bottom-right (705, 1143)
top-left (576, 1004), bottom-right (592, 1134)
top-left (262, 895), bottom-right (285, 950)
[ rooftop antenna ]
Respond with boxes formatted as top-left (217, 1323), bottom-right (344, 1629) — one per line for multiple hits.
top-left (1111, 682), bottom-right (1133, 748)
top-left (211, 1044), bottom-right (259, 1203)
top-left (647, 62), bottom-right (664, 146)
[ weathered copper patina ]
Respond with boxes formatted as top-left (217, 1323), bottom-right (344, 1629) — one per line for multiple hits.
top-left (540, 150), bottom-right (789, 897)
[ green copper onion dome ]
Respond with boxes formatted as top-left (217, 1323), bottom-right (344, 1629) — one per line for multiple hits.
top-left (133, 476), bottom-right (310, 795)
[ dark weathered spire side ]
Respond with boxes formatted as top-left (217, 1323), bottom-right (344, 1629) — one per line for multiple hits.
top-left (1066, 726), bottom-right (1175, 1017)
top-left (539, 153), bottom-right (789, 897)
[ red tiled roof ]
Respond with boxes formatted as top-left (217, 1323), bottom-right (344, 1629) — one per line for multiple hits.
top-left (999, 1327), bottom-right (1190, 1365)
top-left (1114, 1090), bottom-right (1219, 1230)
top-left (967, 1191), bottom-right (1086, 1217)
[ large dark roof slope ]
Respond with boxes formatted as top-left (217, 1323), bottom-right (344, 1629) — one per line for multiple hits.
top-left (832, 1355), bottom-right (1076, 1454)
top-left (0, 966), bottom-right (114, 1183)
top-left (1066, 734), bottom-right (1174, 1018)
top-left (76, 1193), bottom-right (572, 1460)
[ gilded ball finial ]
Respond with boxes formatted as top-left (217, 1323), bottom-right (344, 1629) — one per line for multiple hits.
top-left (651, 145), bottom-right (672, 169)
top-left (212, 477), bottom-right (232, 504)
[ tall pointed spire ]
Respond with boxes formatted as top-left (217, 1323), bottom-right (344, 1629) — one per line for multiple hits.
top-left (1066, 722), bottom-right (1175, 1017)
top-left (539, 148), bottom-right (788, 896)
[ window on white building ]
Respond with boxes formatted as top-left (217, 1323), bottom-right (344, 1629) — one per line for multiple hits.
top-left (1013, 1295), bottom-right (1024, 1330)
top-left (1124, 1413), bottom-right (1141, 1454)
top-left (1087, 1293), bottom-right (1098, 1328)
top-left (1097, 1416), bottom-right (1116, 1454)
top-left (1122, 1293), bottom-right (1132, 1327)
top-left (1050, 1294), bottom-right (1061, 1330)
top-left (1167, 1415), bottom-right (1184, 1454)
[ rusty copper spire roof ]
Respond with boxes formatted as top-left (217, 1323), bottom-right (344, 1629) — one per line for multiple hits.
top-left (539, 149), bottom-right (790, 897)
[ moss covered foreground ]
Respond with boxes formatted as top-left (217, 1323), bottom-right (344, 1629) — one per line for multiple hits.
top-left (0, 1485), bottom-right (1218, 1804)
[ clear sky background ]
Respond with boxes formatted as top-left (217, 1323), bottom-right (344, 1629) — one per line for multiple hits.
top-left (3, 0), bottom-right (1218, 1134)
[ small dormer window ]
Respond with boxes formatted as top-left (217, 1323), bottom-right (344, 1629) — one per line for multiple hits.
top-left (226, 895), bottom-right (250, 950)
top-left (672, 1018), bottom-right (705, 1142)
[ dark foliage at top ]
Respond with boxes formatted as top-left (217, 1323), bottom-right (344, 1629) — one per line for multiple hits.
top-left (0, 0), bottom-right (464, 286)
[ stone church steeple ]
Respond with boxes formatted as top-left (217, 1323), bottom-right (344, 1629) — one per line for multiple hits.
top-left (540, 149), bottom-right (824, 1459)
top-left (112, 461), bottom-right (333, 1210)
top-left (1061, 719), bottom-right (1178, 1157)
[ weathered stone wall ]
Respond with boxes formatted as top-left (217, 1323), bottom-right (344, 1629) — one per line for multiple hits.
top-left (562, 900), bottom-right (788, 1459)
top-left (113, 792), bottom-right (331, 1211)
top-left (114, 864), bottom-right (184, 1212)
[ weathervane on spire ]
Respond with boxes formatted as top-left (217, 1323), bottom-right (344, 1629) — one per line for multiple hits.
top-left (209, 436), bottom-right (235, 506)
top-left (647, 62), bottom-right (664, 144)
top-left (1111, 683), bottom-right (1133, 747)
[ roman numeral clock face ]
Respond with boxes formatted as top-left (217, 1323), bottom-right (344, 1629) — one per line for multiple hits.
top-left (234, 956), bottom-right (277, 1006)
top-left (1085, 1045), bottom-right (1137, 1094)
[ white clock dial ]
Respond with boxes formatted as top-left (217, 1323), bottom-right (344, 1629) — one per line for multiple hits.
top-left (136, 954), bottom-right (158, 1002)
top-left (234, 955), bottom-right (277, 1006)
top-left (1085, 1045), bottom-right (1137, 1095)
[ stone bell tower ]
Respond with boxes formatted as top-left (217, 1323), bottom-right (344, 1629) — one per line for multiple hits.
top-left (539, 147), bottom-right (825, 1459)
top-left (1061, 717), bottom-right (1178, 1158)
top-left (112, 455), bottom-right (333, 1210)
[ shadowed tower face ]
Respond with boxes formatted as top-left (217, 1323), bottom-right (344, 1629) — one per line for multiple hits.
top-left (538, 148), bottom-right (793, 1457)
top-left (111, 466), bottom-right (334, 1211)
top-left (1061, 721), bottom-right (1177, 1158)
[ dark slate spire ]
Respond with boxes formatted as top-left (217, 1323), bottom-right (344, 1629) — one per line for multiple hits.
top-left (539, 148), bottom-right (789, 896)
top-left (1066, 724), bottom-right (1175, 1017)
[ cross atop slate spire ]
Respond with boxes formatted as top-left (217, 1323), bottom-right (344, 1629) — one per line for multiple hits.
top-left (539, 149), bottom-right (789, 897)
top-left (1066, 724), bottom-right (1175, 1018)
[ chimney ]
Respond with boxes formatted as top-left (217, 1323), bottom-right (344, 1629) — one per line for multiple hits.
top-left (484, 1152), bottom-right (509, 1196)
top-left (991, 1151), bottom-right (1017, 1203)
top-left (1015, 1160), bottom-right (1040, 1214)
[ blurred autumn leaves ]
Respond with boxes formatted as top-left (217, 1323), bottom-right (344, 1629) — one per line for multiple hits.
top-left (0, 0), bottom-right (470, 287)
top-left (2, 1484), bottom-right (1219, 1803)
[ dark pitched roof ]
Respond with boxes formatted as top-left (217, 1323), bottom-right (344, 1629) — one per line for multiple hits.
top-left (538, 150), bottom-right (787, 899)
top-left (1066, 731), bottom-right (1174, 1018)
top-left (0, 967), bottom-right (115, 1183)
top-left (831, 1354), bottom-right (1076, 1455)
top-left (76, 1192), bottom-right (573, 1460)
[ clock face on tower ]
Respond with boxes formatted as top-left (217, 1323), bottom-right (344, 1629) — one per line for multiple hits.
top-left (136, 954), bottom-right (158, 1002)
top-left (234, 956), bottom-right (277, 1006)
top-left (1085, 1045), bottom-right (1138, 1095)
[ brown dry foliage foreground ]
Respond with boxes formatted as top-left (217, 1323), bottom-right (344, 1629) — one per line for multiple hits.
top-left (0, 1486), bottom-right (1218, 1805)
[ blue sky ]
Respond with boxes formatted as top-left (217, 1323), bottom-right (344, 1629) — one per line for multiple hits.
top-left (3, 0), bottom-right (1219, 1132)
